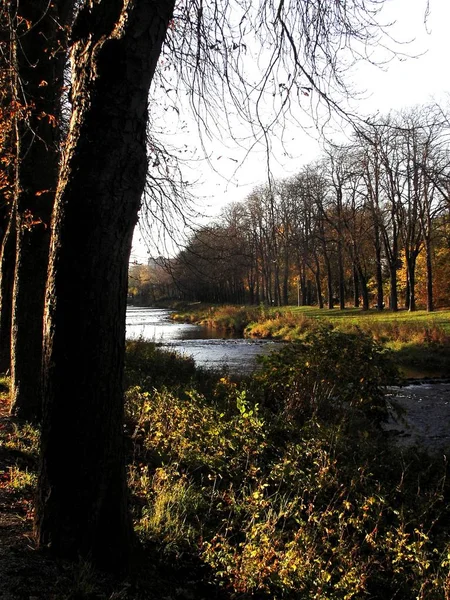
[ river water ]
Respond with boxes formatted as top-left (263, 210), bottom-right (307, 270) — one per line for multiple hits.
top-left (126, 306), bottom-right (450, 451)
top-left (126, 306), bottom-right (279, 373)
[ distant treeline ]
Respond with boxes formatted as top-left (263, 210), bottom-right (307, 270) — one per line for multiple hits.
top-left (131, 105), bottom-right (450, 311)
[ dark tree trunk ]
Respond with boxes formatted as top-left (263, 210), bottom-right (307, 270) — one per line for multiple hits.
top-left (282, 263), bottom-right (289, 306)
top-left (314, 257), bottom-right (323, 309)
top-left (300, 264), bottom-right (307, 305)
top-left (337, 243), bottom-right (345, 310)
top-left (407, 254), bottom-right (417, 312)
top-left (306, 279), bottom-right (312, 305)
top-left (9, 0), bottom-right (70, 421)
top-left (425, 238), bottom-right (433, 312)
top-left (0, 5), bottom-right (18, 374)
top-left (389, 266), bottom-right (398, 312)
top-left (404, 277), bottom-right (410, 310)
top-left (374, 234), bottom-right (384, 311)
top-left (353, 264), bottom-right (360, 308)
top-left (0, 213), bottom-right (16, 372)
top-left (325, 257), bottom-right (333, 310)
top-left (35, 0), bottom-right (175, 568)
top-left (359, 271), bottom-right (369, 312)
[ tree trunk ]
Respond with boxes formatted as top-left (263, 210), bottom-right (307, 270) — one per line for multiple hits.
top-left (9, 0), bottom-right (71, 420)
top-left (389, 266), bottom-right (398, 312)
top-left (359, 272), bottom-right (369, 312)
top-left (353, 264), bottom-right (360, 308)
top-left (0, 213), bottom-right (16, 373)
top-left (325, 256), bottom-right (333, 309)
top-left (35, 0), bottom-right (175, 568)
top-left (425, 237), bottom-right (433, 312)
top-left (314, 257), bottom-right (323, 309)
top-left (337, 242), bottom-right (345, 310)
top-left (374, 233), bottom-right (384, 311)
top-left (306, 279), bottom-right (312, 305)
top-left (407, 254), bottom-right (417, 312)
top-left (0, 6), bottom-right (18, 374)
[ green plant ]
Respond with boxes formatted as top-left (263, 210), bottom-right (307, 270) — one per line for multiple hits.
top-left (123, 335), bottom-right (450, 599)
top-left (1, 465), bottom-right (37, 493)
top-left (125, 339), bottom-right (198, 390)
top-left (255, 325), bottom-right (399, 426)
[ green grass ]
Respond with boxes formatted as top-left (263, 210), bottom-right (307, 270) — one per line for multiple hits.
top-left (287, 305), bottom-right (450, 332)
top-left (172, 304), bottom-right (450, 378)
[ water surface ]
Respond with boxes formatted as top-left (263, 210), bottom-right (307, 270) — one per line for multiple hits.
top-left (126, 306), bottom-right (277, 373)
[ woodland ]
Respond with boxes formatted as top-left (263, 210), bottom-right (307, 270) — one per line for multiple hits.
top-left (131, 106), bottom-right (450, 312)
top-left (1, 0), bottom-right (450, 598)
top-left (171, 109), bottom-right (450, 311)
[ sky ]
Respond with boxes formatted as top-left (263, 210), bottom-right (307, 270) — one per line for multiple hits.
top-left (130, 0), bottom-right (450, 263)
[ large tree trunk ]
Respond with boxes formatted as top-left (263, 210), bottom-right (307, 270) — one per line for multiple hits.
top-left (9, 0), bottom-right (66, 421)
top-left (0, 213), bottom-right (16, 373)
top-left (35, 0), bottom-right (175, 568)
top-left (0, 3), bottom-right (19, 374)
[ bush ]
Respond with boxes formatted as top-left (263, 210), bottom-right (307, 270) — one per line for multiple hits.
top-left (255, 325), bottom-right (400, 426)
top-left (125, 339), bottom-right (198, 390)
top-left (124, 332), bottom-right (450, 599)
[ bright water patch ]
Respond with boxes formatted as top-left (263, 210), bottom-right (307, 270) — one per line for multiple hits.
top-left (126, 306), bottom-right (277, 373)
top-left (165, 338), bottom-right (278, 374)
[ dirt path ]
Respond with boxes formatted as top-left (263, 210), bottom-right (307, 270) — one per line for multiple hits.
top-left (384, 382), bottom-right (450, 453)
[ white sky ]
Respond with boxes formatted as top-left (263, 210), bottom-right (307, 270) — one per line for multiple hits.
top-left (131, 0), bottom-right (450, 263)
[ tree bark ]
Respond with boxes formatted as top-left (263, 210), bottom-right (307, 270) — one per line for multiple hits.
top-left (0, 212), bottom-right (16, 373)
top-left (0, 3), bottom-right (18, 374)
top-left (9, 0), bottom-right (70, 421)
top-left (353, 264), bottom-right (360, 308)
top-left (375, 242), bottom-right (384, 311)
top-left (35, 0), bottom-right (175, 568)
top-left (389, 265), bottom-right (398, 312)
top-left (425, 237), bottom-right (434, 312)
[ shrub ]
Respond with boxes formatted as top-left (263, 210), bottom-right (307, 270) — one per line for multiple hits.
top-left (125, 339), bottom-right (198, 390)
top-left (124, 334), bottom-right (450, 599)
top-left (255, 325), bottom-right (399, 426)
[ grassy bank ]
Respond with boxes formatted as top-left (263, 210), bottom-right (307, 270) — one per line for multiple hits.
top-left (3, 337), bottom-right (450, 598)
top-left (171, 304), bottom-right (450, 377)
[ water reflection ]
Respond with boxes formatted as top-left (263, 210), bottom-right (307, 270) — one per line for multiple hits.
top-left (126, 306), bottom-right (277, 373)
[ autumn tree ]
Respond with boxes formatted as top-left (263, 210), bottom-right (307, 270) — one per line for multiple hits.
top-left (0, 1), bottom-right (19, 372)
top-left (35, 0), bottom-right (175, 566)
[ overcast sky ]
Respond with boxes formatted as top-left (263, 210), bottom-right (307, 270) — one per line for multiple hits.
top-left (131, 0), bottom-right (450, 263)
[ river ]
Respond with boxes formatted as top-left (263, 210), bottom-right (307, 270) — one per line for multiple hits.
top-left (126, 306), bottom-right (450, 452)
top-left (126, 306), bottom-right (279, 373)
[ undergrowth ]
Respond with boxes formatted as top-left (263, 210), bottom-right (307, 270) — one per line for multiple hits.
top-left (2, 335), bottom-right (450, 598)
top-left (125, 334), bottom-right (450, 599)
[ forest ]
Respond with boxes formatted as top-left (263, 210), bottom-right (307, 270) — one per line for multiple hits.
top-left (131, 106), bottom-right (450, 311)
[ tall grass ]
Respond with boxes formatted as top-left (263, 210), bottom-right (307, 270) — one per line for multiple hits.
top-left (125, 339), bottom-right (450, 599)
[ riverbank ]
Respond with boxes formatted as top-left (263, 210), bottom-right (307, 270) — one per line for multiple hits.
top-left (170, 304), bottom-right (450, 378)
top-left (2, 341), bottom-right (450, 599)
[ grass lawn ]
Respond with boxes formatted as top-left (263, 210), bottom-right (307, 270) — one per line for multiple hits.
top-left (286, 305), bottom-right (450, 332)
top-left (171, 304), bottom-right (450, 378)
